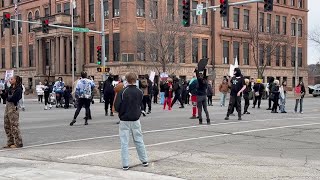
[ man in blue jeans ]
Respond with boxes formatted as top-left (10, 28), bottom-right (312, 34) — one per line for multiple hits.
top-left (115, 72), bottom-right (148, 170)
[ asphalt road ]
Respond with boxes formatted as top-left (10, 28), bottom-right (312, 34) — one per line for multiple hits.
top-left (0, 97), bottom-right (320, 179)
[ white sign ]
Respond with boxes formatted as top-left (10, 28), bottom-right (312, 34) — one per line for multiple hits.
top-left (5, 70), bottom-right (14, 81)
top-left (229, 64), bottom-right (235, 77)
top-left (196, 4), bottom-right (204, 15)
top-left (149, 71), bottom-right (156, 82)
top-left (160, 72), bottom-right (168, 78)
top-left (234, 56), bottom-right (239, 68)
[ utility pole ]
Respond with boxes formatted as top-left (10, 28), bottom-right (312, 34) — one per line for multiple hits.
top-left (295, 18), bottom-right (299, 87)
top-left (15, 0), bottom-right (19, 75)
top-left (71, 0), bottom-right (75, 86)
top-left (100, 0), bottom-right (106, 81)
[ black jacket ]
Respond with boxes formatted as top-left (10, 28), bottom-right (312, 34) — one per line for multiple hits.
top-left (115, 85), bottom-right (143, 121)
top-left (7, 85), bottom-right (23, 106)
top-left (253, 83), bottom-right (265, 94)
top-left (207, 84), bottom-right (213, 96)
top-left (243, 85), bottom-right (251, 97)
top-left (103, 80), bottom-right (115, 97)
top-left (153, 84), bottom-right (159, 95)
top-left (160, 82), bottom-right (165, 92)
top-left (195, 69), bottom-right (208, 96)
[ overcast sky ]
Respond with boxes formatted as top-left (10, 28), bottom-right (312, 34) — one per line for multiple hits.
top-left (308, 0), bottom-right (320, 64)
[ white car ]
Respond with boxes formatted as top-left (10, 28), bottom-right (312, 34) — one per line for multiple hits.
top-left (308, 84), bottom-right (320, 97)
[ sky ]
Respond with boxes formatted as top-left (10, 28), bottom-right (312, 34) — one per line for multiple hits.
top-left (308, 0), bottom-right (320, 64)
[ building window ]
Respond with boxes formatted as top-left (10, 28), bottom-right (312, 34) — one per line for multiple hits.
top-left (45, 7), bottom-right (49, 17)
top-left (192, 38), bottom-right (198, 63)
top-left (276, 46), bottom-right (280, 66)
top-left (18, 14), bottom-right (22, 34)
top-left (1, 48), bottom-right (5, 69)
top-left (202, 3), bottom-right (208, 25)
top-left (104, 34), bottom-right (109, 62)
top-left (1, 21), bottom-right (3, 37)
top-left (167, 0), bottom-right (174, 20)
top-left (291, 47), bottom-right (296, 67)
top-left (298, 0), bottom-right (303, 8)
top-left (45, 42), bottom-right (49, 66)
top-left (233, 8), bottom-right (240, 29)
top-left (233, 41), bottom-right (239, 64)
top-left (179, 37), bottom-right (185, 63)
top-left (136, 0), bottom-right (145, 17)
top-left (1, 0), bottom-right (3, 8)
top-left (259, 44), bottom-right (264, 66)
top-left (291, 0), bottom-right (295, 6)
top-left (169, 39), bottom-right (175, 62)
top-left (282, 45), bottom-right (287, 67)
top-left (192, 1), bottom-right (198, 24)
top-left (137, 33), bottom-right (145, 61)
top-left (18, 46), bottom-right (22, 67)
top-left (223, 41), bottom-right (229, 64)
top-left (64, 2), bottom-right (70, 14)
top-left (89, 0), bottom-right (94, 21)
top-left (103, 0), bottom-right (109, 19)
top-left (284, 0), bottom-right (287, 5)
top-left (298, 47), bottom-right (302, 67)
top-left (113, 0), bottom-right (120, 17)
top-left (266, 45), bottom-right (271, 66)
top-left (202, 39), bottom-right (208, 58)
top-left (29, 45), bottom-right (33, 67)
top-left (113, 33), bottom-right (120, 61)
top-left (11, 15), bottom-right (15, 35)
top-left (283, 76), bottom-right (287, 84)
top-left (222, 16), bottom-right (229, 28)
top-left (276, 0), bottom-right (280, 3)
top-left (89, 36), bottom-right (94, 63)
top-left (282, 16), bottom-right (287, 35)
top-left (35, 10), bottom-right (40, 19)
top-left (291, 19), bottom-right (296, 36)
top-left (57, 4), bottom-right (61, 13)
top-left (259, 12), bottom-right (264, 32)
top-left (28, 12), bottom-right (32, 32)
top-left (298, 19), bottom-right (302, 37)
top-left (150, 0), bottom-right (158, 19)
top-left (276, 15), bottom-right (280, 34)
top-left (266, 14), bottom-right (271, 33)
top-left (243, 42), bottom-right (249, 65)
top-left (243, 10), bottom-right (249, 31)
top-left (12, 47), bottom-right (16, 68)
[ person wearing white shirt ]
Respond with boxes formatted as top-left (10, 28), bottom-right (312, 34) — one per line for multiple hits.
top-left (36, 82), bottom-right (45, 103)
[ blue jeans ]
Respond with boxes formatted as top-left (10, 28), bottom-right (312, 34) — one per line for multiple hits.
top-left (279, 96), bottom-right (286, 112)
top-left (220, 93), bottom-right (227, 106)
top-left (294, 98), bottom-right (303, 113)
top-left (119, 120), bottom-right (148, 167)
top-left (160, 92), bottom-right (165, 105)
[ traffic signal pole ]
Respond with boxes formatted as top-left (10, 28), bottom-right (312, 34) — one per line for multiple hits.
top-left (192, 0), bottom-right (264, 11)
top-left (15, 0), bottom-right (19, 75)
top-left (100, 0), bottom-right (106, 81)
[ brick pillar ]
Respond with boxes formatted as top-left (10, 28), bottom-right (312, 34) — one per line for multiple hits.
top-left (60, 36), bottom-right (65, 74)
top-left (55, 36), bottom-right (60, 74)
top-left (39, 39), bottom-right (44, 75)
top-left (66, 37), bottom-right (71, 74)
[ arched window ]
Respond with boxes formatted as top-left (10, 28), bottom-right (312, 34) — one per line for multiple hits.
top-left (35, 10), bottom-right (40, 19)
top-left (28, 12), bottom-right (32, 32)
top-left (291, 18), bottom-right (296, 36)
top-left (298, 19), bottom-right (302, 37)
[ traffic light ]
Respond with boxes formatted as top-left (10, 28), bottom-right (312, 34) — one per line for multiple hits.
top-left (220, 0), bottom-right (229, 17)
top-left (42, 19), bottom-right (49, 33)
top-left (2, 12), bottom-right (11, 28)
top-left (97, 67), bottom-right (102, 72)
top-left (97, 46), bottom-right (102, 65)
top-left (182, 0), bottom-right (190, 27)
top-left (264, 0), bottom-right (273, 12)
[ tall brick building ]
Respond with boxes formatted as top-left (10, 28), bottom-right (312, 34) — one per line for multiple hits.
top-left (0, 0), bottom-right (308, 94)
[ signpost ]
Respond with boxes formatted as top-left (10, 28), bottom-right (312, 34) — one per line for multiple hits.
top-left (196, 4), bottom-right (204, 15)
top-left (72, 27), bottom-right (89, 33)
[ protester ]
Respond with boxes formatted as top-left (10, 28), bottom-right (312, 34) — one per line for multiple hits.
top-left (159, 80), bottom-right (165, 105)
top-left (163, 78), bottom-right (173, 110)
top-left (43, 80), bottom-right (52, 110)
top-left (3, 75), bottom-right (23, 148)
top-left (181, 80), bottom-right (188, 105)
top-left (294, 81), bottom-right (306, 114)
top-left (64, 86), bottom-right (72, 109)
top-left (36, 82), bottom-right (44, 103)
top-left (207, 80), bottom-right (213, 106)
top-left (224, 68), bottom-right (246, 121)
top-left (188, 76), bottom-right (198, 119)
top-left (103, 75), bottom-right (115, 116)
top-left (267, 77), bottom-right (275, 110)
top-left (250, 78), bottom-right (255, 101)
top-left (114, 77), bottom-right (125, 124)
top-left (18, 84), bottom-right (26, 111)
top-left (252, 79), bottom-right (264, 109)
top-left (114, 72), bottom-right (148, 170)
top-left (152, 82), bottom-right (159, 104)
top-left (0, 79), bottom-right (5, 103)
top-left (271, 80), bottom-right (280, 113)
top-left (195, 68), bottom-right (210, 125)
top-left (243, 79), bottom-right (251, 115)
top-left (140, 75), bottom-right (152, 115)
top-left (53, 77), bottom-right (65, 107)
top-left (70, 71), bottom-right (95, 126)
top-left (219, 78), bottom-right (229, 107)
top-left (171, 77), bottom-right (184, 108)
top-left (279, 81), bottom-right (287, 113)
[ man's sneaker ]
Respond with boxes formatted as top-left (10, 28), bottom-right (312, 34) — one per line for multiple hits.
top-left (142, 111), bottom-right (146, 116)
top-left (147, 111), bottom-right (151, 114)
top-left (207, 119), bottom-right (211, 125)
top-left (199, 119), bottom-right (203, 124)
top-left (70, 120), bottom-right (76, 126)
top-left (300, 112), bottom-right (304, 114)
top-left (105, 112), bottom-right (108, 116)
top-left (189, 116), bottom-right (197, 119)
top-left (44, 106), bottom-right (48, 110)
top-left (142, 162), bottom-right (149, 167)
top-left (122, 166), bottom-right (129, 170)
top-left (224, 117), bottom-right (229, 120)
top-left (238, 117), bottom-right (242, 121)
top-left (110, 112), bottom-right (114, 116)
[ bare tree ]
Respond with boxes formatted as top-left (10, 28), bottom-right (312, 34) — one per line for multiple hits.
top-left (137, 14), bottom-right (196, 75)
top-left (248, 26), bottom-right (293, 78)
top-left (309, 28), bottom-right (320, 47)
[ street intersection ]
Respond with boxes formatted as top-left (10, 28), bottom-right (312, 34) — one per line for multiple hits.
top-left (0, 97), bottom-right (320, 179)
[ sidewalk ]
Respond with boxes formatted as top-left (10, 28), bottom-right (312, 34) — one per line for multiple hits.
top-left (0, 157), bottom-right (183, 180)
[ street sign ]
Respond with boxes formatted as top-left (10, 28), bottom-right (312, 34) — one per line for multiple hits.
top-left (73, 27), bottom-right (89, 32)
top-left (196, 4), bottom-right (203, 15)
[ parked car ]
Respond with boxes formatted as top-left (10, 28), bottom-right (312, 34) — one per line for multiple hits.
top-left (308, 84), bottom-right (320, 97)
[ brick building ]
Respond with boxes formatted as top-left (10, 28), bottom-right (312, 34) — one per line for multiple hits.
top-left (0, 0), bottom-right (308, 94)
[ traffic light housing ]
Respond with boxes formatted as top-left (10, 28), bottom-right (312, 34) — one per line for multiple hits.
top-left (42, 19), bottom-right (49, 33)
top-left (220, 0), bottom-right (229, 17)
top-left (97, 67), bottom-right (102, 72)
top-left (97, 46), bottom-right (102, 65)
top-left (264, 0), bottom-right (273, 12)
top-left (2, 12), bottom-right (11, 28)
top-left (182, 0), bottom-right (190, 27)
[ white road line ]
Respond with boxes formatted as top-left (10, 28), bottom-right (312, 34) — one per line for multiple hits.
top-left (62, 122), bottom-right (320, 160)
top-left (0, 116), bottom-right (318, 152)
